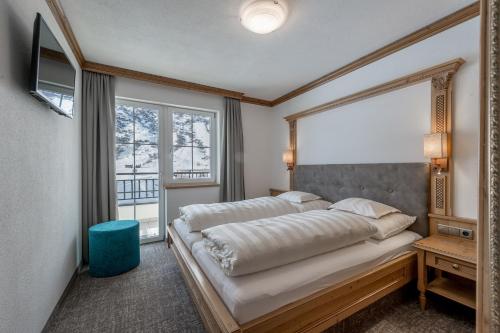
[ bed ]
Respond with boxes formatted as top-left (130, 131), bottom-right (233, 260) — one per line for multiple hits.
top-left (174, 195), bottom-right (332, 233)
top-left (167, 163), bottom-right (429, 332)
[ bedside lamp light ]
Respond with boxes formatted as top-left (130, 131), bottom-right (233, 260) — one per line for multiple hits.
top-left (424, 133), bottom-right (448, 174)
top-left (283, 149), bottom-right (294, 171)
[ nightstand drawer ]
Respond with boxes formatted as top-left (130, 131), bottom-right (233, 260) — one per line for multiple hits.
top-left (426, 252), bottom-right (476, 280)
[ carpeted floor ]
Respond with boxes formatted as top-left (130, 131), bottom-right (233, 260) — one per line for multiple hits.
top-left (44, 242), bottom-right (475, 333)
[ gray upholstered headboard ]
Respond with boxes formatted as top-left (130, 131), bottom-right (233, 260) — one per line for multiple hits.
top-left (293, 163), bottom-right (430, 236)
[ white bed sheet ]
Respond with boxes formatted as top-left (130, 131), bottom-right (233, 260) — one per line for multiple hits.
top-left (192, 230), bottom-right (422, 324)
top-left (173, 218), bottom-right (202, 251)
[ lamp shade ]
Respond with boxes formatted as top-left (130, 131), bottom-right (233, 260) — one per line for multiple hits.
top-left (424, 133), bottom-right (448, 158)
top-left (240, 0), bottom-right (288, 34)
top-left (282, 149), bottom-right (293, 164)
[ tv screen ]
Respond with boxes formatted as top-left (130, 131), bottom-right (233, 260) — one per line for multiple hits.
top-left (30, 13), bottom-right (76, 118)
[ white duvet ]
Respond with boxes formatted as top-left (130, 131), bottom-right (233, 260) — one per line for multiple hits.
top-left (202, 210), bottom-right (378, 277)
top-left (179, 196), bottom-right (300, 232)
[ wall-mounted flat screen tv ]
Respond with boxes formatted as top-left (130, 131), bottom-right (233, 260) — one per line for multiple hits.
top-left (30, 13), bottom-right (76, 118)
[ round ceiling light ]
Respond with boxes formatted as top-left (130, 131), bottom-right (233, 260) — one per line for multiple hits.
top-left (240, 0), bottom-right (288, 34)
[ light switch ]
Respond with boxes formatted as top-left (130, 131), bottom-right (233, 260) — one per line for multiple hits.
top-left (448, 226), bottom-right (460, 237)
top-left (437, 224), bottom-right (449, 235)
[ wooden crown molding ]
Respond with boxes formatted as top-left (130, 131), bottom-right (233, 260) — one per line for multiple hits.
top-left (271, 2), bottom-right (479, 106)
top-left (47, 0), bottom-right (478, 108)
top-left (46, 0), bottom-right (85, 67)
top-left (240, 96), bottom-right (274, 107)
top-left (82, 61), bottom-right (274, 106)
top-left (83, 61), bottom-right (245, 100)
top-left (284, 58), bottom-right (465, 122)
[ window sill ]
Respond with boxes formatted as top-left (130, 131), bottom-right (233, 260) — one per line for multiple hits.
top-left (164, 182), bottom-right (220, 190)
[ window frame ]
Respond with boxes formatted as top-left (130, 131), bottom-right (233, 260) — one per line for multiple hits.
top-left (115, 98), bottom-right (164, 244)
top-left (165, 106), bottom-right (218, 184)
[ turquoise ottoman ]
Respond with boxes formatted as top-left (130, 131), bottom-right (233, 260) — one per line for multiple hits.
top-left (89, 220), bottom-right (140, 277)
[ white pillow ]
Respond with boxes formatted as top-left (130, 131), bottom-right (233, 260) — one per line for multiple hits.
top-left (277, 191), bottom-right (321, 203)
top-left (291, 199), bottom-right (332, 212)
top-left (369, 213), bottom-right (417, 240)
top-left (329, 198), bottom-right (400, 219)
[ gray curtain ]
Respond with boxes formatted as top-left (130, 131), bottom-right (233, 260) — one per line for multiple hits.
top-left (82, 71), bottom-right (117, 263)
top-left (220, 97), bottom-right (245, 202)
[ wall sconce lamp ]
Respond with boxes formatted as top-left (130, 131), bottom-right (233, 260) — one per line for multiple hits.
top-left (424, 133), bottom-right (448, 174)
top-left (283, 149), bottom-right (294, 171)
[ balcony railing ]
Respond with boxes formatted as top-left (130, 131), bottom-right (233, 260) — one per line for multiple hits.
top-left (117, 169), bottom-right (210, 205)
top-left (117, 174), bottom-right (159, 206)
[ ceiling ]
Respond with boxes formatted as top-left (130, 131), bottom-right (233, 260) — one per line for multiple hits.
top-left (61, 0), bottom-right (475, 100)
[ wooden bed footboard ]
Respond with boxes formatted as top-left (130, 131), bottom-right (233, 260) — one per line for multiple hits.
top-left (167, 225), bottom-right (417, 333)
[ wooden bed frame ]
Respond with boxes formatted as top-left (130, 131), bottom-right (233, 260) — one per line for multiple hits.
top-left (167, 225), bottom-right (417, 333)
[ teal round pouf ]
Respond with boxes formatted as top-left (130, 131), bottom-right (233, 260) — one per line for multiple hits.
top-left (89, 220), bottom-right (140, 277)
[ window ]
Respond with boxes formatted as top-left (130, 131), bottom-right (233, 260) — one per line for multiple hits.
top-left (166, 107), bottom-right (217, 183)
top-left (113, 99), bottom-right (217, 242)
top-left (115, 100), bottom-right (162, 242)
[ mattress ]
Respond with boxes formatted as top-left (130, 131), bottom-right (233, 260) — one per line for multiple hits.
top-left (192, 230), bottom-right (422, 324)
top-left (173, 218), bottom-right (202, 251)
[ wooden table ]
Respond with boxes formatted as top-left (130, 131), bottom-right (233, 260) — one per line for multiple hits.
top-left (413, 235), bottom-right (476, 310)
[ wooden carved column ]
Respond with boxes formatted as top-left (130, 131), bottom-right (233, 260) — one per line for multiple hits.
top-left (288, 119), bottom-right (297, 190)
top-left (430, 71), bottom-right (455, 216)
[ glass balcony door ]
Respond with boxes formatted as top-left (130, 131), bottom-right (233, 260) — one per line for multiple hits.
top-left (115, 99), bottom-right (164, 243)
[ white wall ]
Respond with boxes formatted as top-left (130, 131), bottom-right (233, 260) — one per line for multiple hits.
top-left (116, 78), bottom-right (274, 223)
top-left (116, 77), bottom-right (225, 113)
top-left (0, 1), bottom-right (82, 332)
top-left (270, 18), bottom-right (480, 219)
top-left (297, 82), bottom-right (431, 165)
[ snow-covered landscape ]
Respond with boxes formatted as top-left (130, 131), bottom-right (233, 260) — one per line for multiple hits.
top-left (115, 105), bottom-right (212, 203)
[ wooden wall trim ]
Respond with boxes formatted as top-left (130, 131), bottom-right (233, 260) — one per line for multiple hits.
top-left (284, 58), bottom-right (465, 122)
top-left (83, 62), bottom-right (276, 106)
top-left (288, 119), bottom-right (297, 190)
top-left (46, 0), bottom-right (85, 67)
top-left (428, 213), bottom-right (477, 225)
top-left (429, 69), bottom-right (456, 217)
top-left (241, 96), bottom-right (274, 107)
top-left (271, 2), bottom-right (479, 106)
top-left (83, 61), bottom-right (245, 100)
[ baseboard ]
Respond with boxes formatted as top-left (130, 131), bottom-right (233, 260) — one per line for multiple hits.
top-left (41, 265), bottom-right (80, 332)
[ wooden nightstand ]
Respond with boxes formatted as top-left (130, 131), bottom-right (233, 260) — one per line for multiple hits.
top-left (413, 235), bottom-right (476, 310)
top-left (269, 188), bottom-right (287, 196)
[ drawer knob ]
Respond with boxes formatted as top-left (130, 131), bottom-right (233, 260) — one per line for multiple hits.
top-left (452, 264), bottom-right (460, 270)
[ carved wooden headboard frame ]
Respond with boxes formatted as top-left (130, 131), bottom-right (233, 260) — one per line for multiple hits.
top-left (284, 58), bottom-right (465, 218)
top-left (430, 71), bottom-right (455, 216)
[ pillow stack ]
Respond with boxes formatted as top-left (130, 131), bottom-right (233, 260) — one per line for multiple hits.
top-left (329, 198), bottom-right (416, 240)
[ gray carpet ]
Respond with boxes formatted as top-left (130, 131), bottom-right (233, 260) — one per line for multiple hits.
top-left (45, 242), bottom-right (475, 333)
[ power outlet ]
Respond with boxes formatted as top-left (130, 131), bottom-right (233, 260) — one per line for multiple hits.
top-left (437, 224), bottom-right (469, 238)
top-left (459, 228), bottom-right (473, 240)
